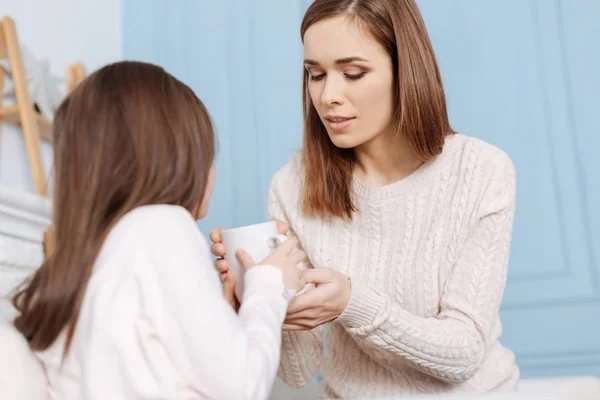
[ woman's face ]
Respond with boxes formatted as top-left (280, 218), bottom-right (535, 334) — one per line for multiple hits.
top-left (303, 16), bottom-right (396, 149)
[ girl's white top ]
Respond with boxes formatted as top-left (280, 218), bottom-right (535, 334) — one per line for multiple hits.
top-left (36, 205), bottom-right (291, 400)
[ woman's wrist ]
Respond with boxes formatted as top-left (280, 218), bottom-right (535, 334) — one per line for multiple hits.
top-left (335, 281), bottom-right (387, 329)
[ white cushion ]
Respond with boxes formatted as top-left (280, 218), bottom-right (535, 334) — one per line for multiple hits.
top-left (0, 319), bottom-right (48, 400)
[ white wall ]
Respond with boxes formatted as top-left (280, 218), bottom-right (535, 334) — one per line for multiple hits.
top-left (0, 0), bottom-right (122, 193)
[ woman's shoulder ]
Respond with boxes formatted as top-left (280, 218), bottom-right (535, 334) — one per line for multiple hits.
top-left (269, 150), bottom-right (305, 193)
top-left (445, 133), bottom-right (515, 180)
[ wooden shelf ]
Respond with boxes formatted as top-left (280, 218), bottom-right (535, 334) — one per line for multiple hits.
top-left (0, 104), bottom-right (53, 143)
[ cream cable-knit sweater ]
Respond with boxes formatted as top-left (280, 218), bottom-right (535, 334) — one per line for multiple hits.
top-left (268, 134), bottom-right (520, 398)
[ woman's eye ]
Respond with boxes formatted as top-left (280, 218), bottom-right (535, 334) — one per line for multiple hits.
top-left (310, 73), bottom-right (326, 81)
top-left (345, 72), bottom-right (366, 80)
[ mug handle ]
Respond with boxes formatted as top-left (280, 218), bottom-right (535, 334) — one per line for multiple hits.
top-left (266, 234), bottom-right (288, 249)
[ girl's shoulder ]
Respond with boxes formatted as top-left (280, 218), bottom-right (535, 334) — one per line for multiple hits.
top-left (110, 205), bottom-right (199, 241)
top-left (97, 205), bottom-right (207, 268)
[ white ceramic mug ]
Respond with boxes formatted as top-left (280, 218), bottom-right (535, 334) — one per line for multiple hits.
top-left (221, 221), bottom-right (288, 300)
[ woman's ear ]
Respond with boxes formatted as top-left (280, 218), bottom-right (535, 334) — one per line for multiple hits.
top-left (196, 164), bottom-right (216, 220)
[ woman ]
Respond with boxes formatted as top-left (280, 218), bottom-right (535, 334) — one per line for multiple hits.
top-left (211, 0), bottom-right (519, 397)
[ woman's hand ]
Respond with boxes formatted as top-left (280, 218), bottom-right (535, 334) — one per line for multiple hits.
top-left (283, 268), bottom-right (352, 331)
top-left (209, 222), bottom-right (289, 312)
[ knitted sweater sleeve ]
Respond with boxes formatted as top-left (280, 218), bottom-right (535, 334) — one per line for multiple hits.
top-left (336, 152), bottom-right (516, 383)
top-left (267, 178), bottom-right (324, 388)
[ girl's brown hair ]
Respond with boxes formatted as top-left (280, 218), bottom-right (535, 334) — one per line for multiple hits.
top-left (301, 0), bottom-right (454, 219)
top-left (12, 61), bottom-right (216, 354)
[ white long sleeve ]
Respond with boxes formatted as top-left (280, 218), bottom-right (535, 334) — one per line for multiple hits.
top-left (36, 205), bottom-right (290, 400)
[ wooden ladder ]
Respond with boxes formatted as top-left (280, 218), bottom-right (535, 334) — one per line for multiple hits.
top-left (0, 16), bottom-right (49, 197)
top-left (0, 16), bottom-right (86, 258)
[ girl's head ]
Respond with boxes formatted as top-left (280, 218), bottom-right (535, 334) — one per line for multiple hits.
top-left (13, 61), bottom-right (216, 353)
top-left (301, 0), bottom-right (453, 218)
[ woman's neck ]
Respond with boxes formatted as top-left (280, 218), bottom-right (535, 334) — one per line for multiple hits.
top-left (353, 131), bottom-right (423, 187)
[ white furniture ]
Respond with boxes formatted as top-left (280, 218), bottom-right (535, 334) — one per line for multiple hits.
top-left (0, 185), bottom-right (51, 321)
top-left (0, 185), bottom-right (50, 399)
top-left (0, 319), bottom-right (48, 400)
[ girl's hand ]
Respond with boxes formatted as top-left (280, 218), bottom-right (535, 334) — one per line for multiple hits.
top-left (236, 237), bottom-right (307, 292)
top-left (209, 222), bottom-right (289, 311)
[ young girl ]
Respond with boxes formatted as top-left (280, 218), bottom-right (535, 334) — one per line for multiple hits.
top-left (12, 61), bottom-right (306, 400)
top-left (211, 0), bottom-right (520, 398)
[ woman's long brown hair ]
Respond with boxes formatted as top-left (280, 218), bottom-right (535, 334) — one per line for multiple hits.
top-left (12, 61), bottom-right (216, 355)
top-left (301, 0), bottom-right (454, 219)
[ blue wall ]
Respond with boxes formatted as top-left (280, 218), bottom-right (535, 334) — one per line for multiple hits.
top-left (123, 0), bottom-right (600, 378)
top-left (123, 0), bottom-right (309, 235)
